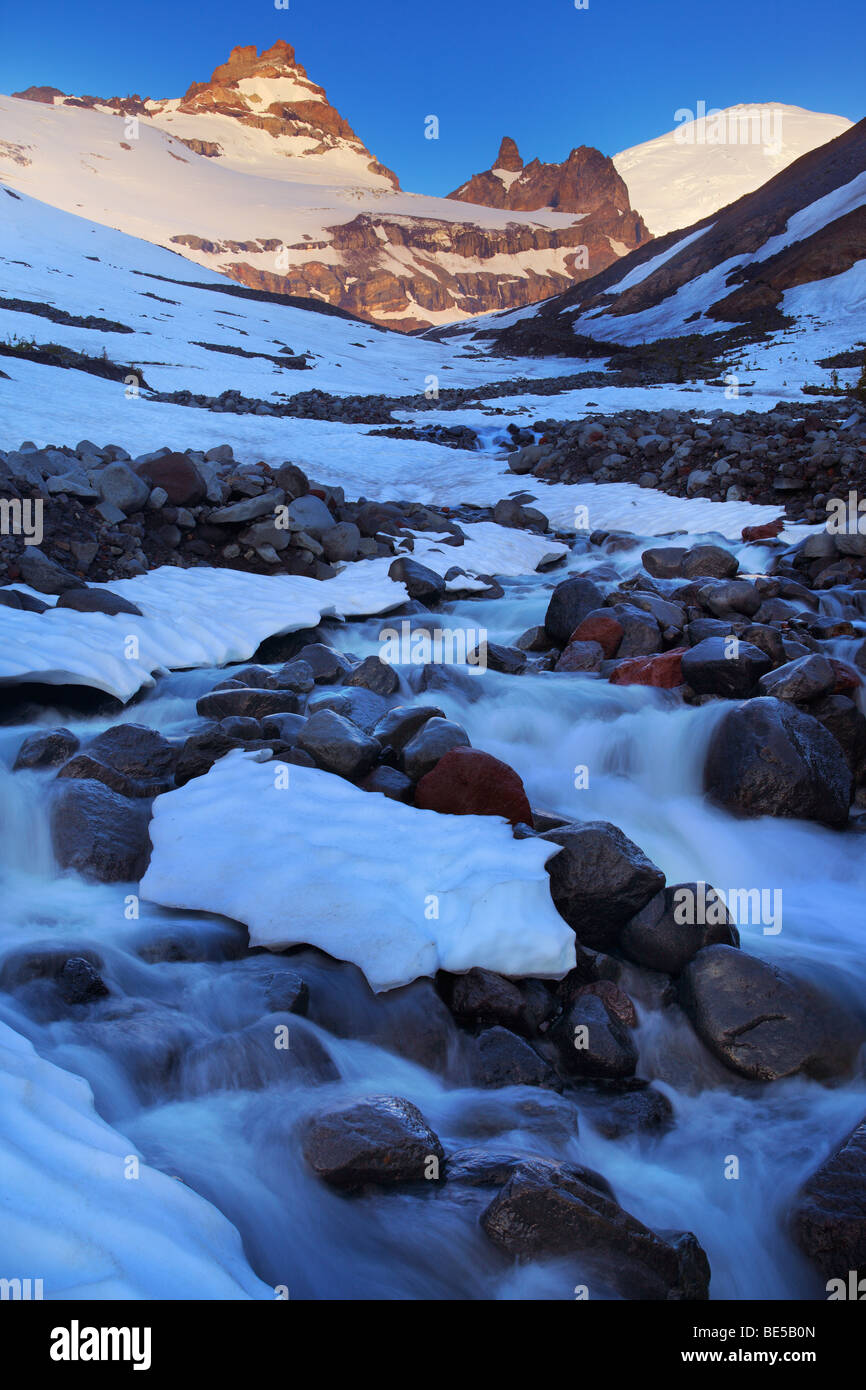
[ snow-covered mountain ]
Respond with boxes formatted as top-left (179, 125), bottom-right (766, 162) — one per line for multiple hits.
top-left (613, 103), bottom-right (854, 236)
top-left (433, 118), bottom-right (866, 399)
top-left (0, 41), bottom-right (645, 332)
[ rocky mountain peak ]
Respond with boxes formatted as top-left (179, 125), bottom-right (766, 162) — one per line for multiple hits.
top-left (180, 39), bottom-right (309, 103)
top-left (163, 40), bottom-right (400, 189)
top-left (495, 136), bottom-right (523, 172)
top-left (448, 137), bottom-right (645, 223)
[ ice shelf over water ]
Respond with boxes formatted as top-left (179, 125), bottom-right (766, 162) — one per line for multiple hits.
top-left (141, 750), bottom-right (577, 992)
top-left (0, 562), bottom-right (406, 700)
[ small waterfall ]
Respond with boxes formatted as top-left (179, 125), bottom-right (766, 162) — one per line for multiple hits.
top-left (2, 541), bottom-right (865, 1301)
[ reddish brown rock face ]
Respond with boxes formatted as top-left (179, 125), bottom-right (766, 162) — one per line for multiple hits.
top-left (449, 135), bottom-right (645, 220)
top-left (741, 518), bottom-right (786, 541)
top-left (609, 648), bottom-right (687, 688)
top-left (215, 207), bottom-right (627, 331)
top-left (415, 747), bottom-right (533, 827)
top-left (496, 136), bottom-right (524, 173)
top-left (490, 117), bottom-right (866, 349)
top-left (134, 452), bottom-right (206, 507)
top-left (13, 45), bottom-right (652, 330)
top-left (829, 658), bottom-right (862, 695)
top-left (11, 85), bottom-right (66, 104)
top-left (570, 612), bottom-right (624, 658)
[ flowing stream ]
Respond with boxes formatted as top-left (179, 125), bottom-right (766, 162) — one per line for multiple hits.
top-left (1, 531), bottom-right (865, 1300)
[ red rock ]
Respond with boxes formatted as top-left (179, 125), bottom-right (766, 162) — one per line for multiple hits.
top-left (135, 452), bottom-right (205, 506)
top-left (570, 611), bottom-right (624, 658)
top-left (415, 747), bottom-right (532, 827)
top-left (741, 518), bottom-right (786, 542)
top-left (577, 980), bottom-right (638, 1030)
top-left (555, 640), bottom-right (605, 672)
top-left (609, 648), bottom-right (687, 688)
top-left (830, 658), bottom-right (862, 694)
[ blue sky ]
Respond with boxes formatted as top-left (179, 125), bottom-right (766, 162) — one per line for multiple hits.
top-left (1, 0), bottom-right (863, 194)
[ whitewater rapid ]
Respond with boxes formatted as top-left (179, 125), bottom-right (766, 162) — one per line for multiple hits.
top-left (1, 536), bottom-right (864, 1300)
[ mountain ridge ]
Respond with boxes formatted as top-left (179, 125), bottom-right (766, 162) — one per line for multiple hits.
top-left (3, 41), bottom-right (647, 330)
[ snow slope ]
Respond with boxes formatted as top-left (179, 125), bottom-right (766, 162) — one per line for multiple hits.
top-left (0, 185), bottom-right (581, 399)
top-left (614, 104), bottom-right (853, 236)
top-left (140, 750), bottom-right (576, 992)
top-left (0, 91), bottom-right (591, 330)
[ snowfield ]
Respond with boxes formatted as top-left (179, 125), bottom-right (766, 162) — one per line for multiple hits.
top-left (0, 185), bottom-right (820, 556)
top-left (0, 92), bottom-right (590, 329)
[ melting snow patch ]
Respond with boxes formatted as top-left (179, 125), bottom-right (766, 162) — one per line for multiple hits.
top-left (0, 1019), bottom-right (270, 1299)
top-left (401, 521), bottom-right (568, 575)
top-left (0, 563), bottom-right (406, 701)
top-left (140, 750), bottom-right (576, 993)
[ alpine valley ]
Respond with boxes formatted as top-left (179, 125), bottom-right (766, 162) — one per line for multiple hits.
top-left (1, 20), bottom-right (865, 1313)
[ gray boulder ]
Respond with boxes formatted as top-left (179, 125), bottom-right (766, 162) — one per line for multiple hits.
top-left (18, 550), bottom-right (85, 594)
top-left (297, 709), bottom-right (379, 779)
top-left (97, 462), bottom-right (151, 514)
top-left (321, 522), bottom-right (361, 563)
top-left (472, 1026), bottom-right (559, 1089)
top-left (480, 1158), bottom-right (710, 1299)
top-left (704, 698), bottom-right (852, 827)
top-left (758, 654), bottom-right (836, 703)
top-left (287, 494), bottom-right (335, 538)
top-left (51, 780), bottom-right (152, 882)
top-left (678, 945), bottom-right (861, 1081)
top-left (303, 1095), bottom-right (445, 1189)
top-left (681, 637), bottom-right (772, 698)
top-left (544, 576), bottom-right (604, 645)
top-left (549, 991), bottom-right (638, 1079)
top-left (792, 1122), bottom-right (866, 1280)
top-left (56, 588), bottom-right (143, 617)
top-left (401, 717), bottom-right (470, 781)
top-left (14, 728), bottom-right (80, 770)
top-left (620, 883), bottom-right (739, 974)
top-left (388, 557), bottom-right (447, 605)
top-left (541, 820), bottom-right (665, 950)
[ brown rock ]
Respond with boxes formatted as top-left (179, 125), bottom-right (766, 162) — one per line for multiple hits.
top-left (609, 648), bottom-right (686, 688)
top-left (570, 610), bottom-right (624, 658)
top-left (415, 747), bottom-right (532, 827)
top-left (135, 452), bottom-right (205, 506)
top-left (742, 518), bottom-right (786, 542)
